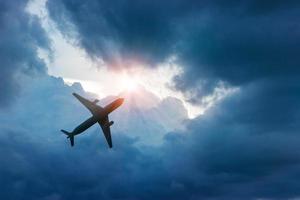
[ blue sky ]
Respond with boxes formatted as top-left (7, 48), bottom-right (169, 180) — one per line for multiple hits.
top-left (1, 0), bottom-right (300, 199)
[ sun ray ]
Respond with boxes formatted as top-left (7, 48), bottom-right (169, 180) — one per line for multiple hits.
top-left (121, 75), bottom-right (138, 92)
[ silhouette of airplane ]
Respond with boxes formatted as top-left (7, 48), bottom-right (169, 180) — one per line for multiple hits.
top-left (61, 93), bottom-right (124, 148)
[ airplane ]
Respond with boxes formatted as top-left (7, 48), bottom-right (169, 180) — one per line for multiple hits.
top-left (61, 93), bottom-right (124, 148)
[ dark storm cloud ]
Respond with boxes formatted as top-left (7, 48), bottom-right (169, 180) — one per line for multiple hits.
top-left (162, 78), bottom-right (300, 199)
top-left (46, 0), bottom-right (185, 67)
top-left (47, 0), bottom-right (300, 98)
top-left (173, 7), bottom-right (300, 99)
top-left (0, 0), bottom-right (49, 107)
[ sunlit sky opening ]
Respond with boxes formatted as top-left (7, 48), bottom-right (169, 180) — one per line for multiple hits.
top-left (26, 0), bottom-right (232, 118)
top-left (121, 75), bottom-right (138, 92)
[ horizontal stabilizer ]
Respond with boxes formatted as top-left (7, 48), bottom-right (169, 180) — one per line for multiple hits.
top-left (61, 129), bottom-right (69, 135)
top-left (61, 130), bottom-right (74, 147)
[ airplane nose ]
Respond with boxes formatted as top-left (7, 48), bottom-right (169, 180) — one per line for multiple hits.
top-left (118, 98), bottom-right (125, 105)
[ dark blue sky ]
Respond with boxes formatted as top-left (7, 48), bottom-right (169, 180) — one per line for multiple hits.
top-left (1, 0), bottom-right (300, 199)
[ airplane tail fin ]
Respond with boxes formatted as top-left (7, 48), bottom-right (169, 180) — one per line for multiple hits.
top-left (61, 130), bottom-right (74, 147)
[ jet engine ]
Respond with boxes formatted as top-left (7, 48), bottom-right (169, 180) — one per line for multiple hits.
top-left (105, 121), bottom-right (114, 127)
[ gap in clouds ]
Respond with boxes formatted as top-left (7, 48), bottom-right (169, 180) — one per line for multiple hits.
top-left (26, 0), bottom-right (234, 119)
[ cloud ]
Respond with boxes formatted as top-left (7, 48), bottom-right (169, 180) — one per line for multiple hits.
top-left (46, 0), bottom-right (184, 67)
top-left (0, 0), bottom-right (49, 107)
top-left (2, 75), bottom-right (300, 200)
top-left (2, 0), bottom-right (300, 199)
top-left (47, 0), bottom-right (300, 99)
top-left (161, 78), bottom-right (300, 199)
top-left (173, 5), bottom-right (300, 99)
top-left (0, 74), bottom-right (188, 199)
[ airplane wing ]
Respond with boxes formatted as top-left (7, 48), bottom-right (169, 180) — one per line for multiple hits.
top-left (73, 93), bottom-right (103, 115)
top-left (98, 116), bottom-right (113, 148)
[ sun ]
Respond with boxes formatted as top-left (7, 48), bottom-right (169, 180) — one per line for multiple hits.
top-left (121, 76), bottom-right (138, 91)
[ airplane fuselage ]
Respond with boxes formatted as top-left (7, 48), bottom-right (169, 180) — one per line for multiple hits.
top-left (70, 98), bottom-right (124, 136)
top-left (71, 116), bottom-right (98, 136)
